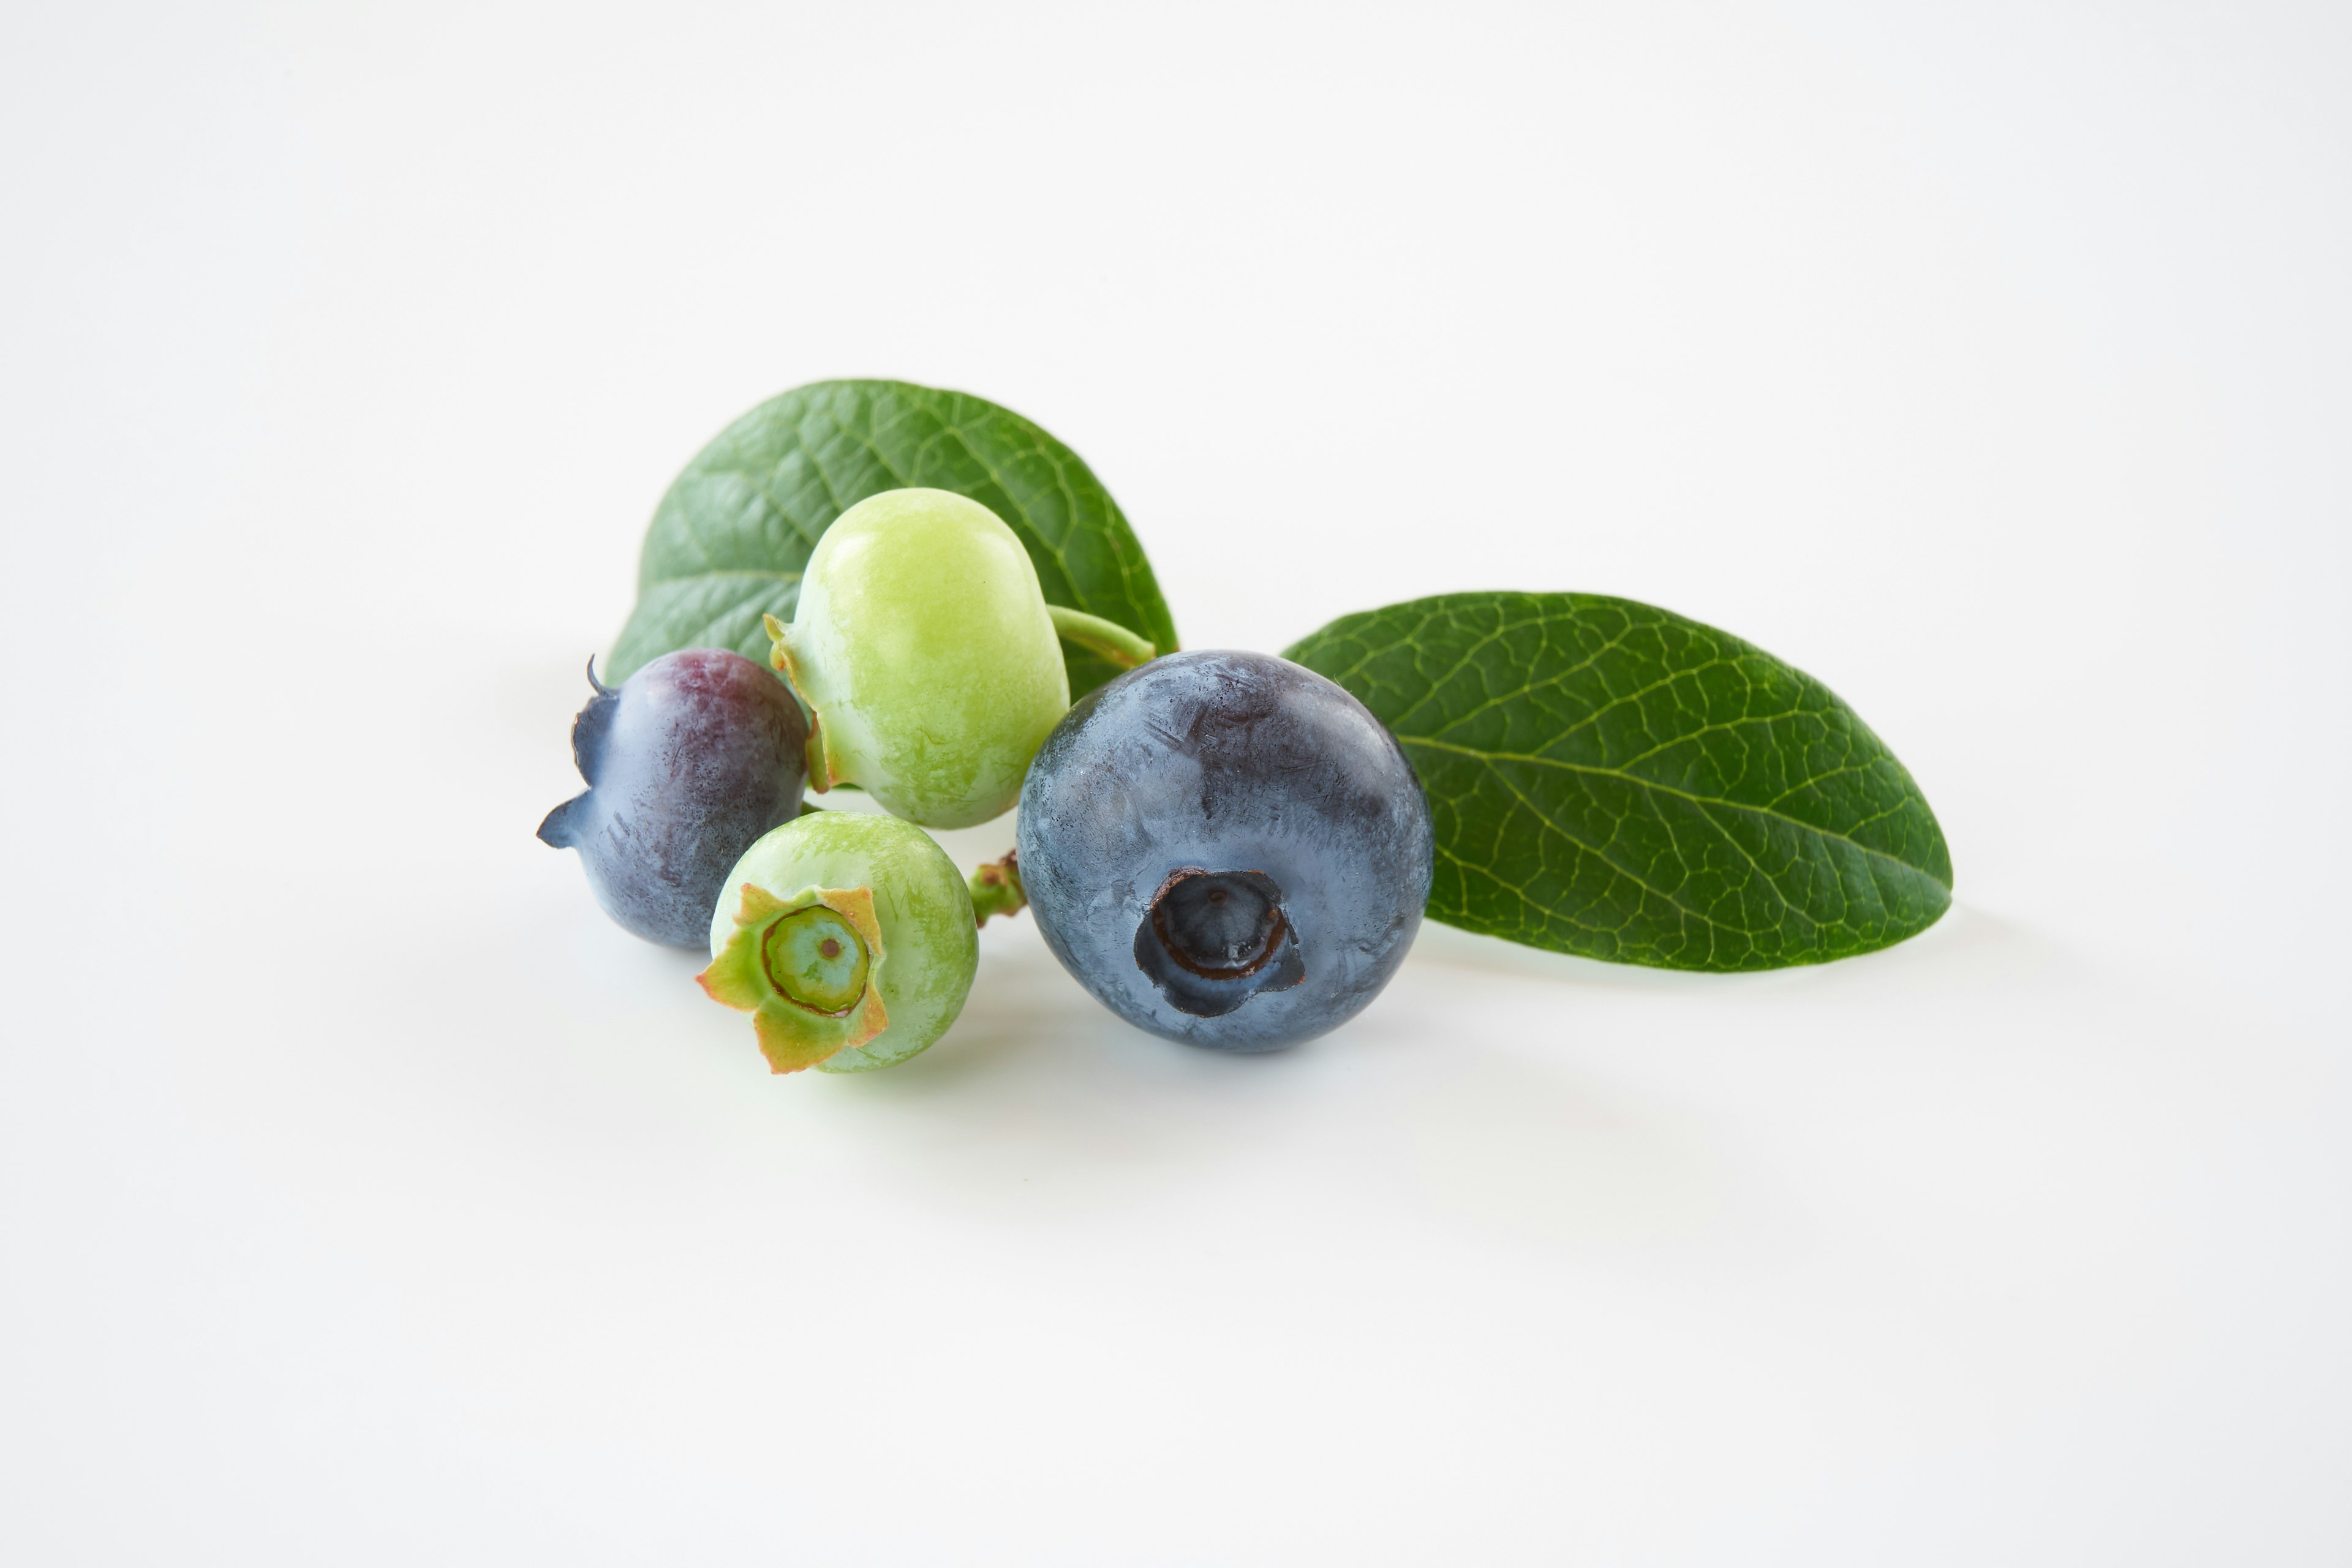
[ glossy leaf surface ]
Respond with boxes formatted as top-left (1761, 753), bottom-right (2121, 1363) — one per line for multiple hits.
top-left (1286, 592), bottom-right (1951, 971)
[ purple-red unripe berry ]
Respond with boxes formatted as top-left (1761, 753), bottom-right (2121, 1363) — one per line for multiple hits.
top-left (539, 649), bottom-right (809, 947)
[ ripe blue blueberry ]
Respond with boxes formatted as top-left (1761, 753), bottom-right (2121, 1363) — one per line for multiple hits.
top-left (1017, 650), bottom-right (1433, 1052)
top-left (538, 649), bottom-right (809, 947)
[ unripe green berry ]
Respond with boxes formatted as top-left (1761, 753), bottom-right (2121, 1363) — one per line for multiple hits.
top-left (770, 488), bottom-right (1068, 828)
top-left (698, 810), bottom-right (978, 1074)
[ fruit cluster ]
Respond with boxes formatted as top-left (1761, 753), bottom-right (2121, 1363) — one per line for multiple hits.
top-left (547, 379), bottom-right (1954, 1073)
top-left (543, 487), bottom-right (1431, 1073)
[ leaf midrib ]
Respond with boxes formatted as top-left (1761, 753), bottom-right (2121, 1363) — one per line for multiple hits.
top-left (1396, 733), bottom-right (1945, 887)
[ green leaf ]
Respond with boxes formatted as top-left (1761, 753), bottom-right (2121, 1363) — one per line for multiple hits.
top-left (610, 380), bottom-right (1178, 698)
top-left (1284, 592), bottom-right (1952, 971)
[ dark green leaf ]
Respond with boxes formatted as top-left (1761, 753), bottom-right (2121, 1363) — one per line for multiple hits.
top-left (1284, 592), bottom-right (1951, 971)
top-left (610, 380), bottom-right (1177, 698)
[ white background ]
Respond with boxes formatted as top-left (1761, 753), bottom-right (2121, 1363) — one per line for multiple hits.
top-left (4, 2), bottom-right (2348, 1562)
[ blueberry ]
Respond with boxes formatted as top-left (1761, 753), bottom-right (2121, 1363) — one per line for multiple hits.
top-left (538, 649), bottom-right (808, 948)
top-left (769, 488), bottom-right (1069, 828)
top-left (1016, 650), bottom-right (1433, 1052)
top-left (700, 810), bottom-right (978, 1073)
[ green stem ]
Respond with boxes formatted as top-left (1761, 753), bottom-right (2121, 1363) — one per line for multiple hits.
top-left (1047, 605), bottom-right (1156, 671)
top-left (968, 850), bottom-right (1027, 927)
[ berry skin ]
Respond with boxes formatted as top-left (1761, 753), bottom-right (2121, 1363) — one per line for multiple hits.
top-left (538, 649), bottom-right (807, 948)
top-left (700, 810), bottom-right (979, 1073)
top-left (1016, 650), bottom-right (1433, 1052)
top-left (769, 488), bottom-right (1068, 829)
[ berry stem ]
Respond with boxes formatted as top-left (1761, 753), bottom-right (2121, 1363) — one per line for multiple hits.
top-left (969, 850), bottom-right (1027, 927)
top-left (1047, 606), bottom-right (1157, 670)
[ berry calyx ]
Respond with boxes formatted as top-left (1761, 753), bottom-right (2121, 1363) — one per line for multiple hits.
top-left (1132, 867), bottom-right (1305, 1017)
top-left (698, 883), bottom-right (890, 1072)
top-left (763, 903), bottom-right (872, 1014)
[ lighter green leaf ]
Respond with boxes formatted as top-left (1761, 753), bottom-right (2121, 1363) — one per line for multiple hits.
top-left (1284, 592), bottom-right (1952, 971)
top-left (611, 380), bottom-right (1177, 698)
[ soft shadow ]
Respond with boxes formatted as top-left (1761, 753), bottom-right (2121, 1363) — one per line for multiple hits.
top-left (799, 925), bottom-right (1429, 1210)
top-left (1406, 920), bottom-right (1735, 992)
top-left (1403, 901), bottom-right (2074, 1000)
top-left (797, 920), bottom-right (1768, 1256)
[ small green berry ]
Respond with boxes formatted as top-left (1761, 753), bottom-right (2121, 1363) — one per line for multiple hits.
top-left (769, 488), bottom-right (1068, 828)
top-left (698, 810), bottom-right (978, 1074)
